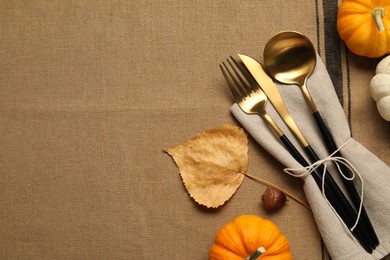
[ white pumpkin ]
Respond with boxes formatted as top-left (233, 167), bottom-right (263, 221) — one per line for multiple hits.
top-left (370, 55), bottom-right (390, 121)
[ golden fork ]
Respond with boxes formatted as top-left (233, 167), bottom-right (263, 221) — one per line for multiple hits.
top-left (220, 56), bottom-right (312, 169)
top-left (220, 58), bottom-right (283, 140)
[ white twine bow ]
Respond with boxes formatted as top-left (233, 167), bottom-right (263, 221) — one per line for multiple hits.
top-left (284, 138), bottom-right (364, 233)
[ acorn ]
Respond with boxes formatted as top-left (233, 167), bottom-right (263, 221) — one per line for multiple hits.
top-left (262, 187), bottom-right (287, 211)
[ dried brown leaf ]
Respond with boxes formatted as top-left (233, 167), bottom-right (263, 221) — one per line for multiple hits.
top-left (164, 125), bottom-right (248, 208)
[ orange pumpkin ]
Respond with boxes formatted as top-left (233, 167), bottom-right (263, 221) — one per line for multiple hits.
top-left (337, 0), bottom-right (390, 58)
top-left (209, 215), bottom-right (292, 260)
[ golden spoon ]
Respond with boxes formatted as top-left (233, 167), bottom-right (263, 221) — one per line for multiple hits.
top-left (263, 30), bottom-right (379, 249)
top-left (263, 31), bottom-right (317, 112)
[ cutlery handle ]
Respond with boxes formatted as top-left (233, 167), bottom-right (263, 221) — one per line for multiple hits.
top-left (313, 111), bottom-right (337, 153)
top-left (313, 111), bottom-right (379, 248)
top-left (319, 182), bottom-right (373, 253)
top-left (303, 144), bottom-right (375, 251)
top-left (279, 135), bottom-right (373, 252)
top-left (280, 135), bottom-right (357, 220)
top-left (279, 135), bottom-right (308, 166)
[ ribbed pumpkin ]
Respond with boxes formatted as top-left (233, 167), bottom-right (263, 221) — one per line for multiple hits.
top-left (370, 55), bottom-right (390, 120)
top-left (209, 215), bottom-right (292, 260)
top-left (337, 0), bottom-right (390, 58)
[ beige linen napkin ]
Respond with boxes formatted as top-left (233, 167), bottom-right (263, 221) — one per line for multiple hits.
top-left (231, 55), bottom-right (390, 260)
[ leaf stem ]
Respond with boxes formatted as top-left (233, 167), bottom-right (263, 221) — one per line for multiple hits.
top-left (244, 173), bottom-right (311, 209)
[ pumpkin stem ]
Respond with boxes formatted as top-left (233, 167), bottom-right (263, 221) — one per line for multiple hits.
top-left (246, 246), bottom-right (266, 260)
top-left (372, 7), bottom-right (385, 32)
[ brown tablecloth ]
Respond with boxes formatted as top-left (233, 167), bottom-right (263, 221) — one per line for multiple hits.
top-left (1, 1), bottom-right (389, 259)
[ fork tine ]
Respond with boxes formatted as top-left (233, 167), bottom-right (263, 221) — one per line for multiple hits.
top-left (222, 61), bottom-right (247, 97)
top-left (230, 55), bottom-right (260, 90)
top-left (219, 63), bottom-right (243, 102)
top-left (227, 56), bottom-right (252, 95)
top-left (226, 58), bottom-right (251, 95)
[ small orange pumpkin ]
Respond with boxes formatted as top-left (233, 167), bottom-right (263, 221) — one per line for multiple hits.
top-left (337, 0), bottom-right (390, 58)
top-left (209, 215), bottom-right (292, 260)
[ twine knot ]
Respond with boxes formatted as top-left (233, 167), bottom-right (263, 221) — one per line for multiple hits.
top-left (284, 138), bottom-right (364, 232)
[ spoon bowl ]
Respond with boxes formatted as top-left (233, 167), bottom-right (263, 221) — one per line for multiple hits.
top-left (263, 31), bottom-right (316, 87)
top-left (264, 31), bottom-right (317, 112)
